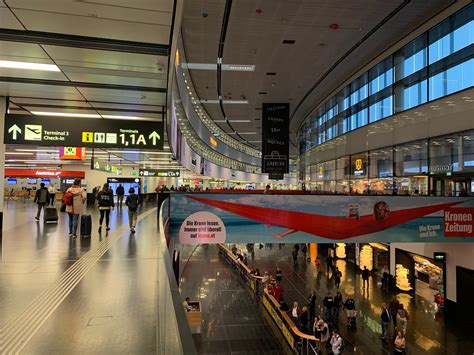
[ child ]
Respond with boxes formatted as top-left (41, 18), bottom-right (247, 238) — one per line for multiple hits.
top-left (125, 187), bottom-right (141, 232)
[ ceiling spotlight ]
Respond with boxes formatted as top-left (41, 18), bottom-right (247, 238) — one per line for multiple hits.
top-left (202, 12), bottom-right (208, 18)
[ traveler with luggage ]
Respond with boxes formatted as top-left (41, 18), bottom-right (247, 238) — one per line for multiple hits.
top-left (64, 178), bottom-right (86, 238)
top-left (34, 183), bottom-right (49, 221)
top-left (125, 187), bottom-right (141, 233)
top-left (97, 183), bottom-right (114, 233)
top-left (116, 184), bottom-right (125, 207)
top-left (47, 184), bottom-right (56, 206)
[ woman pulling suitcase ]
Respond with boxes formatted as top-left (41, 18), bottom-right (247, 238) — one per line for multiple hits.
top-left (97, 183), bottom-right (114, 234)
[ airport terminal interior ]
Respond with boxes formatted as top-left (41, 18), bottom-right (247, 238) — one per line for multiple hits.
top-left (0, 0), bottom-right (473, 354)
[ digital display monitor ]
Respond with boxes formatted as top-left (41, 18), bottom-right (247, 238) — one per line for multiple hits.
top-left (41, 179), bottom-right (51, 185)
top-left (7, 178), bottom-right (17, 185)
top-left (27, 178), bottom-right (37, 184)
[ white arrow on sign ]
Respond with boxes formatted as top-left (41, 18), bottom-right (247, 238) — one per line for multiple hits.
top-left (8, 124), bottom-right (22, 140)
top-left (149, 131), bottom-right (161, 145)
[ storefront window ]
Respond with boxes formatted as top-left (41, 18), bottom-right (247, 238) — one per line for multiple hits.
top-left (350, 153), bottom-right (368, 194)
top-left (394, 140), bottom-right (428, 195)
top-left (335, 156), bottom-right (350, 194)
top-left (369, 148), bottom-right (393, 194)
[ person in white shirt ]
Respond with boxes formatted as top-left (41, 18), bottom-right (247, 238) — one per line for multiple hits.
top-left (290, 301), bottom-right (301, 320)
top-left (47, 184), bottom-right (56, 206)
top-left (330, 330), bottom-right (343, 354)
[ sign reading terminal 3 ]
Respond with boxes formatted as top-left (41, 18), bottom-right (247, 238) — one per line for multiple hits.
top-left (4, 114), bottom-right (164, 150)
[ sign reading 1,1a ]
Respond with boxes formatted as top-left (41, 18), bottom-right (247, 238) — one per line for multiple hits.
top-left (4, 114), bottom-right (164, 150)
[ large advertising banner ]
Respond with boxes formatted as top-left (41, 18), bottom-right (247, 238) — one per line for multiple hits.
top-left (261, 103), bottom-right (289, 176)
top-left (169, 194), bottom-right (474, 244)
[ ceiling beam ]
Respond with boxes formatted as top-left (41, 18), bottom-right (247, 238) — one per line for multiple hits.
top-left (0, 28), bottom-right (169, 56)
top-left (10, 102), bottom-right (165, 114)
top-left (0, 76), bottom-right (167, 93)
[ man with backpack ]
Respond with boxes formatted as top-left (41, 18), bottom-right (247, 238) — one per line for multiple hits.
top-left (34, 183), bottom-right (49, 221)
top-left (125, 187), bottom-right (141, 233)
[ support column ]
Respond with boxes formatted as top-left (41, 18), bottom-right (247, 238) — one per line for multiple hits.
top-left (0, 97), bottom-right (6, 242)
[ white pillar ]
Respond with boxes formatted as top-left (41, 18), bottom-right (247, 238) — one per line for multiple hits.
top-left (0, 96), bottom-right (6, 238)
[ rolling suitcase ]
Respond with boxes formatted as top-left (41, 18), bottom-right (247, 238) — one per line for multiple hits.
top-left (80, 214), bottom-right (92, 237)
top-left (44, 207), bottom-right (59, 223)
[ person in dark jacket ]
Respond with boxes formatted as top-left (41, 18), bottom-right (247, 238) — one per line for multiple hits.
top-left (97, 183), bottom-right (114, 233)
top-left (34, 182), bottom-right (49, 221)
top-left (125, 187), bottom-right (141, 233)
top-left (299, 306), bottom-right (309, 333)
top-left (115, 184), bottom-right (125, 207)
top-left (308, 291), bottom-right (317, 322)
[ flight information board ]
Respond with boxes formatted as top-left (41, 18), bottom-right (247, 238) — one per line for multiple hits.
top-left (4, 114), bottom-right (164, 150)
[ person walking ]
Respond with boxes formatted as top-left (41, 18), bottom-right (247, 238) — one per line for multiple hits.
top-left (64, 178), bottom-right (86, 238)
top-left (47, 183), bottom-right (56, 206)
top-left (394, 331), bottom-right (406, 354)
top-left (34, 182), bottom-right (49, 221)
top-left (334, 291), bottom-right (343, 320)
top-left (389, 296), bottom-right (400, 329)
top-left (290, 301), bottom-right (301, 322)
top-left (125, 187), bottom-right (141, 233)
top-left (330, 330), bottom-right (344, 355)
top-left (97, 183), bottom-right (114, 233)
top-left (379, 303), bottom-right (391, 341)
top-left (334, 267), bottom-right (342, 289)
top-left (362, 266), bottom-right (370, 289)
top-left (323, 292), bottom-right (335, 322)
top-left (275, 267), bottom-right (283, 282)
top-left (397, 304), bottom-right (410, 334)
top-left (343, 297), bottom-right (356, 325)
top-left (326, 254), bottom-right (334, 275)
top-left (300, 306), bottom-right (309, 333)
top-left (381, 265), bottom-right (389, 290)
top-left (308, 291), bottom-right (317, 323)
top-left (115, 183), bottom-right (125, 207)
top-left (292, 248), bottom-right (298, 266)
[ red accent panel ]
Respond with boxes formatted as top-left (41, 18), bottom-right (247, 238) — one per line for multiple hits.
top-left (188, 196), bottom-right (465, 240)
top-left (4, 169), bottom-right (85, 178)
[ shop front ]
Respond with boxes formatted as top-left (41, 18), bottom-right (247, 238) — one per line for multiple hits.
top-left (395, 249), bottom-right (445, 301)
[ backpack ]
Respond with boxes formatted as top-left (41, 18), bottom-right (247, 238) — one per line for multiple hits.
top-left (63, 191), bottom-right (74, 206)
top-left (127, 195), bottom-right (139, 210)
top-left (38, 189), bottom-right (48, 204)
top-left (339, 337), bottom-right (345, 352)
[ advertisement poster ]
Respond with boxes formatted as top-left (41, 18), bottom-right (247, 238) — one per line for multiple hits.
top-left (261, 103), bottom-right (289, 174)
top-left (169, 194), bottom-right (474, 244)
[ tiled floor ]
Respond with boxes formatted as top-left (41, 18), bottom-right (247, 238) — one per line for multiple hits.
top-left (241, 243), bottom-right (474, 355)
top-left (179, 245), bottom-right (287, 355)
top-left (0, 200), bottom-right (163, 354)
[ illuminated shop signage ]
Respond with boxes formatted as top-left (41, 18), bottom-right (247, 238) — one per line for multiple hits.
top-left (139, 169), bottom-right (180, 177)
top-left (430, 164), bottom-right (453, 174)
top-left (354, 158), bottom-right (365, 176)
top-left (4, 169), bottom-right (85, 178)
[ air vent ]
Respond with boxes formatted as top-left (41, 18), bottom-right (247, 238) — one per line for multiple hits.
top-left (266, 72), bottom-right (276, 76)
top-left (258, 91), bottom-right (267, 95)
top-left (282, 39), bottom-right (295, 44)
top-left (254, 118), bottom-right (261, 121)
top-left (255, 107), bottom-right (262, 110)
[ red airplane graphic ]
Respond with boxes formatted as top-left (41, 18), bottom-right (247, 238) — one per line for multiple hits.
top-left (187, 196), bottom-right (467, 240)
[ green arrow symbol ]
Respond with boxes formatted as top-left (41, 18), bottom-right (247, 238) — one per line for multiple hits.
top-left (149, 131), bottom-right (161, 145)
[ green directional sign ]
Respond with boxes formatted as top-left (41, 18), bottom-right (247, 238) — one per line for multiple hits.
top-left (4, 114), bottom-right (164, 150)
top-left (91, 158), bottom-right (122, 175)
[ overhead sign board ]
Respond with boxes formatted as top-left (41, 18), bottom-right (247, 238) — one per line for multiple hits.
top-left (91, 158), bottom-right (122, 175)
top-left (4, 169), bottom-right (85, 178)
top-left (139, 169), bottom-right (180, 177)
top-left (261, 103), bottom-right (289, 175)
top-left (59, 147), bottom-right (86, 160)
top-left (4, 114), bottom-right (164, 150)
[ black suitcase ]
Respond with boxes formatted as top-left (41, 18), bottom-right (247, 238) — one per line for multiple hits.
top-left (80, 214), bottom-right (92, 237)
top-left (44, 207), bottom-right (58, 223)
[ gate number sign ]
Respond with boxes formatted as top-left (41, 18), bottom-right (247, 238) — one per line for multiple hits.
top-left (4, 114), bottom-right (164, 150)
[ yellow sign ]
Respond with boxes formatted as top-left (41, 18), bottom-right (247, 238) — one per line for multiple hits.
top-left (82, 132), bottom-right (93, 143)
top-left (355, 158), bottom-right (363, 171)
top-left (209, 136), bottom-right (218, 147)
top-left (262, 295), bottom-right (295, 349)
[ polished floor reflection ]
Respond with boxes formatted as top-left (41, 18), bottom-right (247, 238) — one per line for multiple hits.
top-left (239, 244), bottom-right (474, 355)
top-left (179, 245), bottom-right (286, 355)
top-left (0, 201), bottom-right (160, 354)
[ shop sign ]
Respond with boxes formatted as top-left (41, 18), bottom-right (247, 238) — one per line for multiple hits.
top-left (429, 164), bottom-right (453, 174)
top-left (4, 168), bottom-right (85, 178)
top-left (4, 114), bottom-right (164, 150)
top-left (139, 169), bottom-right (180, 177)
top-left (262, 103), bottom-right (289, 174)
top-left (354, 158), bottom-right (364, 176)
top-left (179, 211), bottom-right (226, 244)
top-left (444, 207), bottom-right (473, 237)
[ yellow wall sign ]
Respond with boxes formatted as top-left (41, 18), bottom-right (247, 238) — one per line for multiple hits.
top-left (355, 158), bottom-right (363, 171)
top-left (82, 132), bottom-right (93, 143)
top-left (209, 136), bottom-right (218, 147)
top-left (262, 295), bottom-right (295, 349)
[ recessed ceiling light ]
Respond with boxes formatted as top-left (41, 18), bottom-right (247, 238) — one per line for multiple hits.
top-left (0, 60), bottom-right (60, 72)
top-left (258, 92), bottom-right (267, 95)
top-left (266, 72), bottom-right (276, 76)
top-left (282, 40), bottom-right (295, 44)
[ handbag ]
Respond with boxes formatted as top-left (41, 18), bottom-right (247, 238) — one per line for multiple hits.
top-left (60, 203), bottom-right (67, 213)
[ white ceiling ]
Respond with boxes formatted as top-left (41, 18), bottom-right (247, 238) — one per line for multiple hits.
top-left (1, 0), bottom-right (177, 167)
top-left (181, 0), bottom-right (453, 154)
